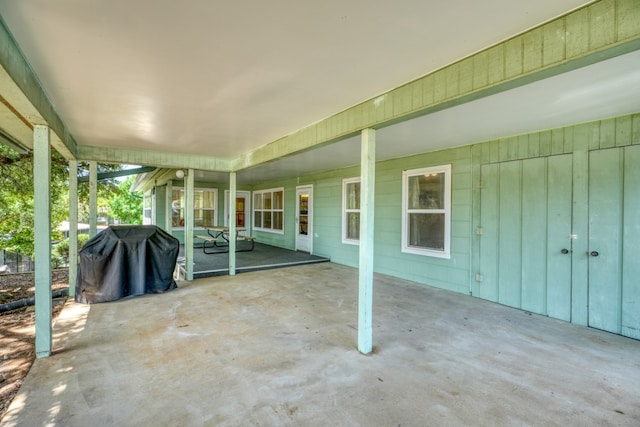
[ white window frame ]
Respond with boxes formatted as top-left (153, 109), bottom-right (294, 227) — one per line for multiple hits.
top-left (401, 165), bottom-right (451, 258)
top-left (342, 177), bottom-right (360, 245)
top-left (171, 186), bottom-right (218, 229)
top-left (253, 187), bottom-right (285, 234)
top-left (143, 191), bottom-right (153, 225)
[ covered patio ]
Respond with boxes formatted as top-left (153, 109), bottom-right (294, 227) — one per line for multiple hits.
top-left (2, 263), bottom-right (639, 426)
top-left (180, 242), bottom-right (330, 278)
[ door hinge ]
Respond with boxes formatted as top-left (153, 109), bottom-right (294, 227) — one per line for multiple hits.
top-left (477, 180), bottom-right (484, 189)
top-left (475, 273), bottom-right (484, 282)
top-left (476, 227), bottom-right (483, 236)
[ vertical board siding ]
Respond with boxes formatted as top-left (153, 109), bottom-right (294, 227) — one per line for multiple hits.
top-left (546, 155), bottom-right (573, 322)
top-left (497, 161), bottom-right (523, 308)
top-left (622, 145), bottom-right (640, 338)
top-left (478, 163), bottom-right (500, 301)
top-left (521, 157), bottom-right (547, 314)
top-left (478, 154), bottom-right (575, 321)
top-left (588, 148), bottom-right (624, 333)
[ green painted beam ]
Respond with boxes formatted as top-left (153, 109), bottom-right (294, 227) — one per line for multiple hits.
top-left (77, 166), bottom-right (156, 182)
top-left (33, 125), bottom-right (52, 358)
top-left (0, 17), bottom-right (77, 159)
top-left (231, 0), bottom-right (640, 171)
top-left (77, 145), bottom-right (233, 172)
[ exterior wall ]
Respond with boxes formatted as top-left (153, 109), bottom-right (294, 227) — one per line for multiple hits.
top-left (146, 112), bottom-right (640, 336)
top-left (250, 112), bottom-right (640, 307)
top-left (470, 113), bottom-right (640, 327)
top-left (251, 178), bottom-right (298, 249)
top-left (234, 0), bottom-right (640, 171)
top-left (165, 180), bottom-right (252, 244)
top-left (154, 185), bottom-right (167, 230)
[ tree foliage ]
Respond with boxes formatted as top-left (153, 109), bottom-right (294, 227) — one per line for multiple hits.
top-left (107, 176), bottom-right (143, 225)
top-left (0, 145), bottom-right (68, 256)
top-left (0, 144), bottom-right (128, 257)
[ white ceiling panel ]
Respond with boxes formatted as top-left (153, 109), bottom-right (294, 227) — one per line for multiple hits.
top-left (0, 0), bottom-right (594, 160)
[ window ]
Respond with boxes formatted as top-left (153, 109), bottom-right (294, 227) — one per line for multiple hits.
top-left (402, 165), bottom-right (451, 258)
top-left (253, 188), bottom-right (284, 233)
top-left (342, 177), bottom-right (360, 244)
top-left (171, 187), bottom-right (217, 228)
top-left (143, 192), bottom-right (153, 225)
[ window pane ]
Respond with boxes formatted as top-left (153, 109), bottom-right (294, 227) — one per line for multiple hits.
top-left (264, 212), bottom-right (272, 228)
top-left (273, 212), bottom-right (283, 230)
top-left (346, 212), bottom-right (360, 240)
top-left (201, 210), bottom-right (215, 227)
top-left (254, 194), bottom-right (262, 209)
top-left (194, 191), bottom-right (203, 209)
top-left (203, 191), bottom-right (215, 209)
top-left (408, 213), bottom-right (445, 250)
top-left (408, 173), bottom-right (445, 209)
top-left (254, 211), bottom-right (262, 228)
top-left (347, 182), bottom-right (360, 210)
top-left (273, 191), bottom-right (283, 209)
top-left (194, 208), bottom-right (203, 226)
top-left (264, 192), bottom-right (272, 210)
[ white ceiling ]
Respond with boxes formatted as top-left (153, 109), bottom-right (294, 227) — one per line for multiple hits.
top-left (1, 1), bottom-right (638, 185)
top-left (231, 50), bottom-right (640, 183)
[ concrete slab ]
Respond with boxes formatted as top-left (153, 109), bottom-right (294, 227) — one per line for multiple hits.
top-left (2, 263), bottom-right (639, 426)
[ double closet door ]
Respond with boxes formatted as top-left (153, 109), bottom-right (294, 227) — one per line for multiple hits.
top-left (476, 146), bottom-right (640, 339)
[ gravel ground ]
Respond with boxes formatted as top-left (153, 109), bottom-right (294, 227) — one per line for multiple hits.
top-left (0, 279), bottom-right (68, 421)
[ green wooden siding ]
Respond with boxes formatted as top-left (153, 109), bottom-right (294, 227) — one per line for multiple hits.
top-left (477, 155), bottom-right (573, 320)
top-left (588, 146), bottom-right (640, 338)
top-left (149, 112), bottom-right (640, 340)
top-left (622, 146), bottom-right (640, 339)
top-left (546, 155), bottom-right (573, 322)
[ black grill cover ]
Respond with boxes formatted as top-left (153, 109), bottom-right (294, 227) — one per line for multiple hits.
top-left (75, 225), bottom-right (179, 304)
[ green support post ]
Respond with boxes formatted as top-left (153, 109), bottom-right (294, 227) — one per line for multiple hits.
top-left (358, 128), bottom-right (376, 354)
top-left (68, 160), bottom-right (78, 297)
top-left (185, 169), bottom-right (194, 281)
top-left (165, 180), bottom-right (173, 233)
top-left (89, 161), bottom-right (97, 237)
top-left (229, 172), bottom-right (237, 276)
top-left (34, 125), bottom-right (52, 358)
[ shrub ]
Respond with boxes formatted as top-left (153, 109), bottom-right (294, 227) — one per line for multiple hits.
top-left (53, 234), bottom-right (90, 264)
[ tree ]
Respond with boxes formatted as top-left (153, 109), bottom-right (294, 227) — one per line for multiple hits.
top-left (0, 144), bottom-right (124, 257)
top-left (107, 176), bottom-right (143, 224)
top-left (0, 145), bottom-right (67, 257)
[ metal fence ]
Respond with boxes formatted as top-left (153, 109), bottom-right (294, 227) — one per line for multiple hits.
top-left (0, 250), bottom-right (34, 273)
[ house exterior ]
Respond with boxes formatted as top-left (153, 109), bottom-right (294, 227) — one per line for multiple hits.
top-left (0, 0), bottom-right (638, 357)
top-left (135, 112), bottom-right (640, 341)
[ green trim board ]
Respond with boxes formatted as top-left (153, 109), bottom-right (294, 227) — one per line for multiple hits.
top-left (0, 17), bottom-right (78, 159)
top-left (231, 0), bottom-right (640, 171)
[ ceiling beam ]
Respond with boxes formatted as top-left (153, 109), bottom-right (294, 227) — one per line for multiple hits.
top-left (76, 166), bottom-right (157, 182)
top-left (231, 0), bottom-right (640, 171)
top-left (76, 145), bottom-right (233, 172)
top-left (0, 16), bottom-right (78, 159)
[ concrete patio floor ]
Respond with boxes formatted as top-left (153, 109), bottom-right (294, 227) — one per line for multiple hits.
top-left (2, 263), bottom-right (639, 426)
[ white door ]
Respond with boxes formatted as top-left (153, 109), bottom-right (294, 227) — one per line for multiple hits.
top-left (295, 185), bottom-right (313, 253)
top-left (224, 190), bottom-right (250, 236)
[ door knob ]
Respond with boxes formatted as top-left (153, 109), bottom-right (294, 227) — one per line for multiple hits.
top-left (590, 251), bottom-right (599, 257)
top-left (561, 249), bottom-right (569, 254)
